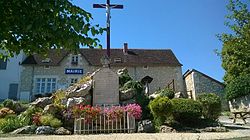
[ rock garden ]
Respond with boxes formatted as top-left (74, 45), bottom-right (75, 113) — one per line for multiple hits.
top-left (0, 68), bottom-right (228, 136)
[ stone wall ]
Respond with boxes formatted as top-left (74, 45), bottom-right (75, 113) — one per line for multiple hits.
top-left (193, 71), bottom-right (224, 98)
top-left (20, 54), bottom-right (184, 100)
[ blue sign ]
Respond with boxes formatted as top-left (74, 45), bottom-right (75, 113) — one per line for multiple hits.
top-left (65, 68), bottom-right (83, 75)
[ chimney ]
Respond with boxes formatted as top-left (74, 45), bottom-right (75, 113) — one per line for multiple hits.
top-left (123, 43), bottom-right (128, 55)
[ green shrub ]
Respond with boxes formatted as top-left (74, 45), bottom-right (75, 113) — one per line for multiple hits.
top-left (197, 93), bottom-right (222, 120)
top-left (172, 98), bottom-right (202, 124)
top-left (226, 74), bottom-right (250, 100)
top-left (157, 88), bottom-right (175, 99)
top-left (53, 90), bottom-right (66, 107)
top-left (50, 118), bottom-right (62, 128)
top-left (149, 96), bottom-right (173, 117)
top-left (3, 99), bottom-right (14, 109)
top-left (40, 114), bottom-right (62, 128)
top-left (135, 92), bottom-right (150, 120)
top-left (149, 97), bottom-right (173, 128)
top-left (0, 115), bottom-right (29, 133)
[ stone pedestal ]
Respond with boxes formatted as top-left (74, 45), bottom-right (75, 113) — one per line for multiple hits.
top-left (93, 68), bottom-right (119, 105)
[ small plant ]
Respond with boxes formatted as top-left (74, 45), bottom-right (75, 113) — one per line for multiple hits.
top-left (172, 98), bottom-right (202, 125)
top-left (40, 114), bottom-right (62, 128)
top-left (0, 115), bottom-right (29, 133)
top-left (197, 93), bottom-right (222, 120)
top-left (32, 112), bottom-right (42, 126)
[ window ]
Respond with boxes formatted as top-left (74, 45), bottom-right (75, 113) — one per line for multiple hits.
top-left (0, 59), bottom-right (7, 70)
top-left (35, 78), bottom-right (56, 94)
top-left (71, 55), bottom-right (78, 65)
top-left (70, 78), bottom-right (78, 85)
top-left (44, 65), bottom-right (50, 69)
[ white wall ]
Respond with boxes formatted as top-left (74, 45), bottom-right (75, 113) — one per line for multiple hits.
top-left (0, 52), bottom-right (25, 101)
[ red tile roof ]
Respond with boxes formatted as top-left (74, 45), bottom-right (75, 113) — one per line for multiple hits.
top-left (22, 49), bottom-right (182, 67)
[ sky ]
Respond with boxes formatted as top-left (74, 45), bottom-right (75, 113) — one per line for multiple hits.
top-left (71, 0), bottom-right (249, 82)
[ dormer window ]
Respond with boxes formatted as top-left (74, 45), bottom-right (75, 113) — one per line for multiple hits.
top-left (42, 58), bottom-right (51, 63)
top-left (71, 55), bottom-right (78, 65)
top-left (114, 57), bottom-right (122, 63)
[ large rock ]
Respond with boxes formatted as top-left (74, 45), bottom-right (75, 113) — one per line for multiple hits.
top-left (54, 127), bottom-right (71, 135)
top-left (137, 120), bottom-right (155, 133)
top-left (66, 80), bottom-right (92, 98)
top-left (11, 125), bottom-right (37, 134)
top-left (30, 97), bottom-right (52, 108)
top-left (66, 97), bottom-right (86, 108)
top-left (160, 125), bottom-right (176, 133)
top-left (120, 89), bottom-right (136, 101)
top-left (35, 126), bottom-right (55, 135)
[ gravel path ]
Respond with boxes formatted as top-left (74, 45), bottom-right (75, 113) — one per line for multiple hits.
top-left (1, 116), bottom-right (250, 140)
top-left (1, 132), bottom-right (250, 140)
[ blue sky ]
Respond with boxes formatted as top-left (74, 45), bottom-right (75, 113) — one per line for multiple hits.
top-left (71, 0), bottom-right (247, 82)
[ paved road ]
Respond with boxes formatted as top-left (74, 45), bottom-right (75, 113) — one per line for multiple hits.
top-left (1, 116), bottom-right (250, 140)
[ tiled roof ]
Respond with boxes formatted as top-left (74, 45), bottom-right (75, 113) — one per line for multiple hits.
top-left (21, 49), bottom-right (182, 67)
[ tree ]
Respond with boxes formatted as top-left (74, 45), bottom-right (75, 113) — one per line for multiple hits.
top-left (218, 0), bottom-right (250, 84)
top-left (0, 0), bottom-right (104, 59)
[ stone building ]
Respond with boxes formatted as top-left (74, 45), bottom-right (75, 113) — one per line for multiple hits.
top-left (183, 69), bottom-right (225, 100)
top-left (20, 44), bottom-right (184, 101)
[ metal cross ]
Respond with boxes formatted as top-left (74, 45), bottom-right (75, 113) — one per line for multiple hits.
top-left (93, 0), bottom-right (123, 58)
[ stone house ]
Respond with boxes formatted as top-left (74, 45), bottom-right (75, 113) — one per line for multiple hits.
top-left (183, 69), bottom-right (225, 100)
top-left (20, 44), bottom-right (184, 101)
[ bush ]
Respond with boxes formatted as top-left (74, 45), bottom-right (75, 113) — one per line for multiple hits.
top-left (226, 74), bottom-right (250, 100)
top-left (172, 98), bottom-right (202, 124)
top-left (149, 97), bottom-right (173, 127)
top-left (157, 88), bottom-right (175, 99)
top-left (0, 115), bottom-right (29, 133)
top-left (197, 93), bottom-right (222, 120)
top-left (40, 114), bottom-right (62, 128)
top-left (149, 96), bottom-right (172, 117)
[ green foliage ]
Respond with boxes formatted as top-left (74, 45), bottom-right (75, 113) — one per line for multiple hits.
top-left (0, 0), bottom-right (104, 59)
top-left (0, 115), bottom-right (29, 133)
top-left (197, 93), bottom-right (222, 120)
top-left (40, 114), bottom-right (62, 128)
top-left (53, 90), bottom-right (66, 107)
top-left (149, 97), bottom-right (173, 127)
top-left (172, 98), bottom-right (202, 124)
top-left (18, 106), bottom-right (43, 125)
top-left (149, 97), bottom-right (172, 118)
top-left (217, 0), bottom-right (250, 84)
top-left (122, 81), bottom-right (143, 93)
top-left (225, 74), bottom-right (250, 100)
top-left (155, 88), bottom-right (175, 99)
top-left (2, 99), bottom-right (14, 109)
top-left (119, 69), bottom-right (133, 87)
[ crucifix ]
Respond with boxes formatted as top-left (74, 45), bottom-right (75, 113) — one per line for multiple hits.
top-left (93, 0), bottom-right (123, 58)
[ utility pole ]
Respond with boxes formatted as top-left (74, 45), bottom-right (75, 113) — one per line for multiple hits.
top-left (93, 0), bottom-right (123, 58)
